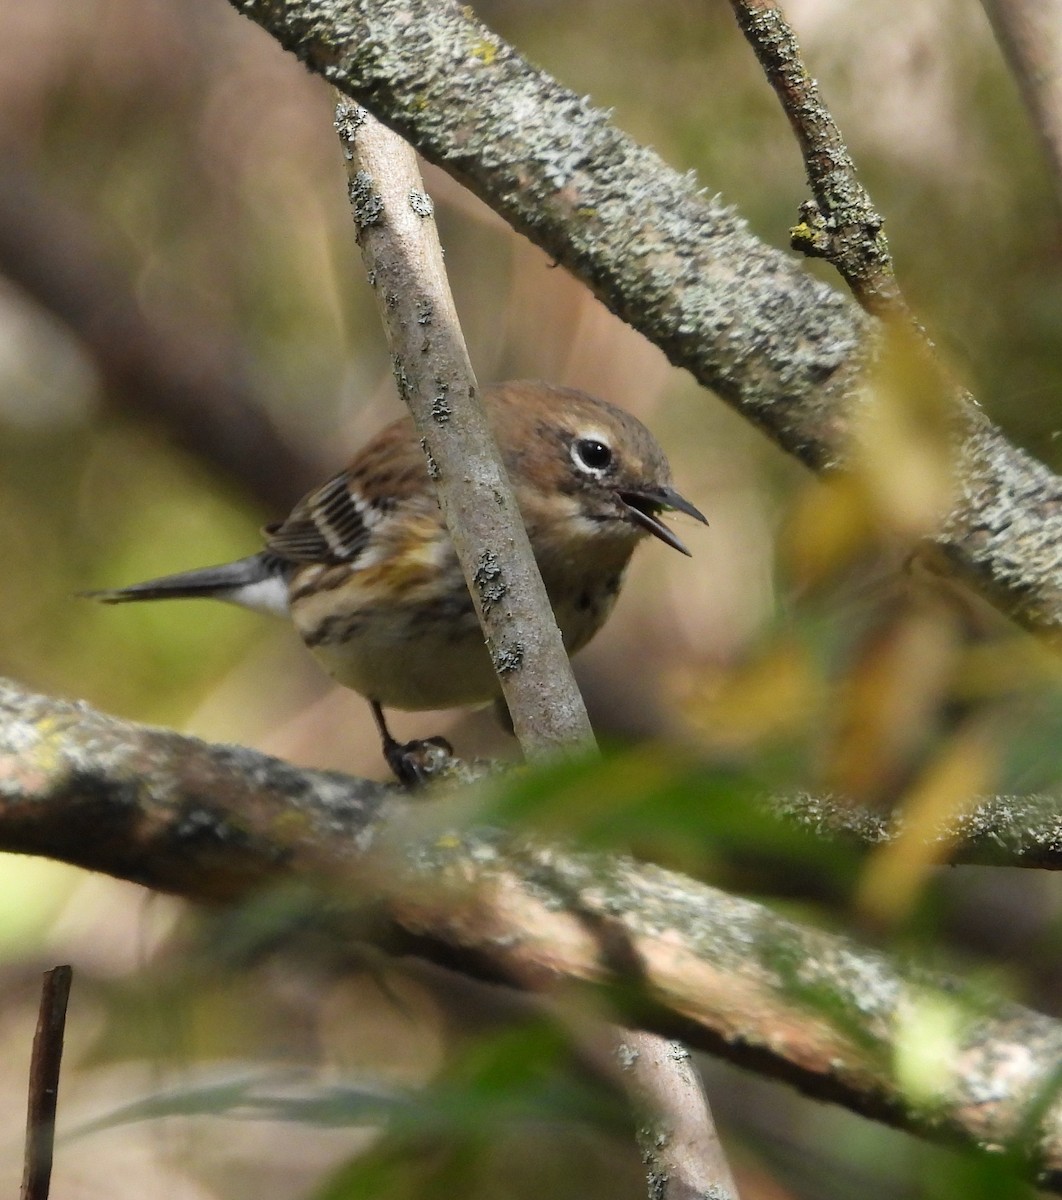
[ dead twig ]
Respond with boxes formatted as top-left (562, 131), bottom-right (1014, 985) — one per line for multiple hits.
top-left (20, 965), bottom-right (73, 1200)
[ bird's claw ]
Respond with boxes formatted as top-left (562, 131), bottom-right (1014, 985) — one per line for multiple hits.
top-left (384, 735), bottom-right (455, 788)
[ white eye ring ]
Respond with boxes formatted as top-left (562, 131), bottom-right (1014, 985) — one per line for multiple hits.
top-left (571, 436), bottom-right (613, 474)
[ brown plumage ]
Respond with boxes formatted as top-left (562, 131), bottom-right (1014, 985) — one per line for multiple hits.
top-left (89, 381), bottom-right (706, 781)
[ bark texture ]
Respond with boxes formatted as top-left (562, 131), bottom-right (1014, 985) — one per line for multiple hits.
top-left (333, 102), bottom-right (594, 758)
top-left (2, 679), bottom-right (1062, 1186)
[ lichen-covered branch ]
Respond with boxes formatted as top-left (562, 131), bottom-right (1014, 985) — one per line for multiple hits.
top-left (0, 679), bottom-right (391, 902)
top-left (227, 0), bottom-right (1062, 642)
top-left (333, 89), bottom-right (711, 1200)
top-left (232, 0), bottom-right (867, 471)
top-left (771, 789), bottom-right (1062, 870)
top-left (4, 677), bottom-right (1062, 1186)
top-left (332, 102), bottom-right (594, 758)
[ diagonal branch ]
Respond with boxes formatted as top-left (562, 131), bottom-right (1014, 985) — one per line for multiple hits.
top-left (3, 677), bottom-right (1062, 1186)
top-left (617, 1031), bottom-right (741, 1200)
top-left (332, 102), bottom-right (594, 758)
top-left (227, 0), bottom-right (1062, 642)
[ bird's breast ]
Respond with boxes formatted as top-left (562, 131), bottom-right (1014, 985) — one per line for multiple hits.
top-left (546, 568), bottom-right (627, 656)
top-left (284, 526), bottom-right (633, 710)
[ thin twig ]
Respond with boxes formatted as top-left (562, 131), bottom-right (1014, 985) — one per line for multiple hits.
top-left (21, 965), bottom-right (72, 1200)
top-left (332, 101), bottom-right (595, 760)
top-left (981, 0), bottom-right (1062, 216)
top-left (725, 0), bottom-right (910, 321)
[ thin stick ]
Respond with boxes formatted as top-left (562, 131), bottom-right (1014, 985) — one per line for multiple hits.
top-left (332, 100), bottom-right (595, 761)
top-left (21, 965), bottom-right (73, 1200)
top-left (725, 0), bottom-right (911, 322)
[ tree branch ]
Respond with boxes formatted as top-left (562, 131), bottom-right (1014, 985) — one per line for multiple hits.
top-left (4, 678), bottom-right (1062, 1185)
top-left (769, 789), bottom-right (1062, 870)
top-left (618, 1032), bottom-right (740, 1200)
top-left (332, 102), bottom-right (594, 758)
top-left (226, 0), bottom-right (1062, 642)
top-left (332, 105), bottom-right (734, 1194)
top-left (725, 0), bottom-right (908, 321)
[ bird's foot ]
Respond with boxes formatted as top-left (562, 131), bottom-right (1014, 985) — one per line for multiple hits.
top-left (383, 735), bottom-right (455, 788)
top-left (369, 700), bottom-right (455, 788)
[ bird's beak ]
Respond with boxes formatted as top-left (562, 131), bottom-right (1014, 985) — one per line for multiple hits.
top-left (617, 486), bottom-right (708, 556)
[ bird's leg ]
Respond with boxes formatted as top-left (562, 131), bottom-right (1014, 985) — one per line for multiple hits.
top-left (369, 700), bottom-right (453, 787)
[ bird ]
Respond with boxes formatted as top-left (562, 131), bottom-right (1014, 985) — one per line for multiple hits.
top-left (87, 381), bottom-right (706, 783)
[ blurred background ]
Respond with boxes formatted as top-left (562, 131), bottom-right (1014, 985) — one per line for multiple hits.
top-left (0, 0), bottom-right (1060, 1196)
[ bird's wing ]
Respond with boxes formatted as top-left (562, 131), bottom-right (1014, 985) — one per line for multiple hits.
top-left (263, 471), bottom-right (377, 565)
top-left (263, 417), bottom-right (433, 566)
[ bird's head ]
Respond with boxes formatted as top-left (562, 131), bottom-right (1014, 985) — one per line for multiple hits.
top-left (491, 381), bottom-right (707, 557)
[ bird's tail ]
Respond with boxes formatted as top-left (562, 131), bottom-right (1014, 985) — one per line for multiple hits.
top-left (81, 553), bottom-right (290, 616)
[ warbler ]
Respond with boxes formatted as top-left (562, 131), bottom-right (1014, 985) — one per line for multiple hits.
top-left (89, 381), bottom-right (706, 781)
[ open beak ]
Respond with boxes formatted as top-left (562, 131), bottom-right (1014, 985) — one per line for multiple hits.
top-left (617, 486), bottom-right (708, 557)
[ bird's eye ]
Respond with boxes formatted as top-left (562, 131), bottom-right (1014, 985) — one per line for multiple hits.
top-left (572, 438), bottom-right (613, 473)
